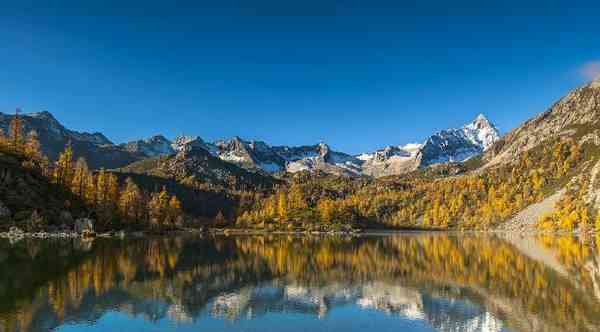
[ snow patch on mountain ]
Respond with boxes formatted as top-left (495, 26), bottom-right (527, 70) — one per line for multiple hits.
top-left (123, 135), bottom-right (175, 157)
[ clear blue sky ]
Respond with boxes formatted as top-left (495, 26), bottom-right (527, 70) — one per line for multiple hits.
top-left (1, 0), bottom-right (599, 154)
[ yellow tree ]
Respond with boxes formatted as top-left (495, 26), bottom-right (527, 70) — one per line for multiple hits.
top-left (317, 198), bottom-right (334, 223)
top-left (0, 128), bottom-right (8, 148)
top-left (277, 191), bottom-right (288, 221)
top-left (168, 196), bottom-right (183, 226)
top-left (148, 187), bottom-right (170, 227)
top-left (95, 169), bottom-right (108, 207)
top-left (71, 158), bottom-right (90, 198)
top-left (119, 177), bottom-right (143, 221)
top-left (106, 173), bottom-right (120, 210)
top-left (9, 109), bottom-right (24, 152)
top-left (24, 130), bottom-right (42, 160)
top-left (288, 184), bottom-right (307, 210)
top-left (55, 143), bottom-right (74, 186)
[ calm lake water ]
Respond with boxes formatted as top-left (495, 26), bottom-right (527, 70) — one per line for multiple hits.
top-left (1, 233), bottom-right (600, 332)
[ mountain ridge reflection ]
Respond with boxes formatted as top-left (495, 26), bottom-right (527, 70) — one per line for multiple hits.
top-left (1, 233), bottom-right (599, 332)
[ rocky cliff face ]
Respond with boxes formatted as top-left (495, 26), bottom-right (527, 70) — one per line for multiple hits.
top-left (214, 137), bottom-right (286, 172)
top-left (273, 142), bottom-right (363, 176)
top-left (483, 78), bottom-right (600, 167)
top-left (122, 135), bottom-right (174, 157)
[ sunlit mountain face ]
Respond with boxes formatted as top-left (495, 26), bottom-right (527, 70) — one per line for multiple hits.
top-left (1, 234), bottom-right (599, 332)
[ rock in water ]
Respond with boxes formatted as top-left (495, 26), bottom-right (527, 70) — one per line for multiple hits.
top-left (74, 218), bottom-right (94, 234)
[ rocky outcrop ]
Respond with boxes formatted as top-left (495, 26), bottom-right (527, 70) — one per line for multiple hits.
top-left (122, 135), bottom-right (175, 157)
top-left (74, 218), bottom-right (94, 234)
top-left (483, 78), bottom-right (600, 167)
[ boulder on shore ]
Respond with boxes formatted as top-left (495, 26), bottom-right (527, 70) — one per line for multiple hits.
top-left (74, 218), bottom-right (95, 234)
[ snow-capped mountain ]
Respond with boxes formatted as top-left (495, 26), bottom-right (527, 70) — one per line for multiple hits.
top-left (207, 282), bottom-right (505, 332)
top-left (1, 110), bottom-right (499, 176)
top-left (272, 142), bottom-right (363, 176)
top-left (171, 135), bottom-right (219, 155)
top-left (174, 137), bottom-right (363, 176)
top-left (419, 114), bottom-right (500, 167)
top-left (122, 135), bottom-right (175, 157)
top-left (213, 137), bottom-right (286, 172)
top-left (361, 114), bottom-right (500, 177)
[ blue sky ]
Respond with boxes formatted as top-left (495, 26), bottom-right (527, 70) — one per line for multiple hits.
top-left (1, 0), bottom-right (600, 154)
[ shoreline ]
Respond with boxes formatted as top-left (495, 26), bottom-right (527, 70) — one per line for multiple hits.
top-left (1, 226), bottom-right (597, 241)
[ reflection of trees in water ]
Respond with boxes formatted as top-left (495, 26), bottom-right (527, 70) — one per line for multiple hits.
top-left (0, 234), bottom-right (599, 332)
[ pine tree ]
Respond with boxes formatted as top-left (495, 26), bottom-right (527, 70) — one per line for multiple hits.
top-left (95, 169), bottom-right (108, 208)
top-left (71, 158), bottom-right (89, 197)
top-left (9, 109), bottom-right (24, 152)
top-left (148, 187), bottom-right (170, 227)
top-left (55, 143), bottom-right (74, 186)
top-left (288, 184), bottom-right (307, 210)
top-left (106, 173), bottom-right (119, 210)
top-left (119, 177), bottom-right (143, 221)
top-left (24, 130), bottom-right (42, 160)
top-left (215, 211), bottom-right (226, 224)
top-left (168, 196), bottom-right (183, 226)
top-left (277, 191), bottom-right (288, 220)
top-left (317, 198), bottom-right (334, 223)
top-left (0, 129), bottom-right (9, 149)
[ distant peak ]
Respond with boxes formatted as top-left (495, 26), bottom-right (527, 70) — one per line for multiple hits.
top-left (475, 113), bottom-right (488, 122)
top-left (590, 76), bottom-right (600, 89)
top-left (148, 134), bottom-right (169, 141)
top-left (27, 110), bottom-right (58, 121)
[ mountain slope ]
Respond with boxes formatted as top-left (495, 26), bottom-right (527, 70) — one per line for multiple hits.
top-left (0, 111), bottom-right (144, 169)
top-left (483, 78), bottom-right (600, 167)
top-left (118, 144), bottom-right (281, 192)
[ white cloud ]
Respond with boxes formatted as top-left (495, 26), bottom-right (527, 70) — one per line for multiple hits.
top-left (579, 60), bottom-right (600, 80)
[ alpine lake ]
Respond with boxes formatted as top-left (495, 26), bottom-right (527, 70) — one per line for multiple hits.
top-left (1, 232), bottom-right (600, 332)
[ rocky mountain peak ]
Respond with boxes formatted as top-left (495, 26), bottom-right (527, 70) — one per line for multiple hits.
top-left (590, 77), bottom-right (600, 89)
top-left (172, 135), bottom-right (208, 152)
top-left (462, 114), bottom-right (500, 150)
top-left (123, 134), bottom-right (174, 157)
top-left (27, 110), bottom-right (59, 123)
top-left (317, 142), bottom-right (330, 158)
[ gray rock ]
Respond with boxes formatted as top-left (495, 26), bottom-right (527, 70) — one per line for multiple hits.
top-left (74, 218), bottom-right (94, 234)
top-left (60, 211), bottom-right (74, 224)
top-left (0, 201), bottom-right (11, 218)
top-left (8, 226), bottom-right (24, 235)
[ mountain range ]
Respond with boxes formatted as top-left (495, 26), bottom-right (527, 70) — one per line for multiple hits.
top-left (0, 111), bottom-right (500, 178)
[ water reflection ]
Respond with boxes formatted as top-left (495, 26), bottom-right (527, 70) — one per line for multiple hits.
top-left (0, 233), bottom-right (599, 332)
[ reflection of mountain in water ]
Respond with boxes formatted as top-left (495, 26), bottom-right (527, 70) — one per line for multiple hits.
top-left (208, 282), bottom-right (504, 332)
top-left (1, 234), bottom-right (599, 332)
